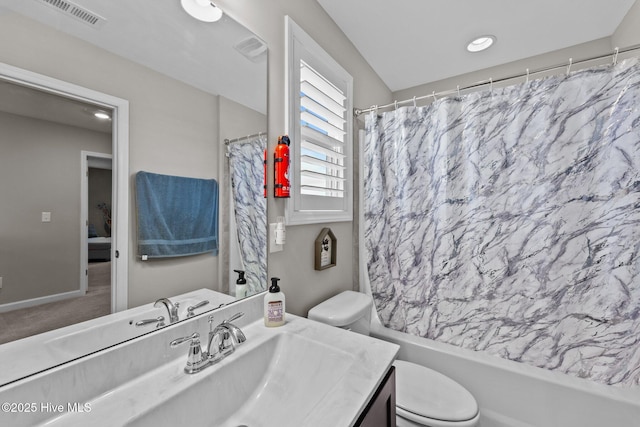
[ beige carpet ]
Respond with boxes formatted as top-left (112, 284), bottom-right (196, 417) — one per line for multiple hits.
top-left (0, 262), bottom-right (111, 345)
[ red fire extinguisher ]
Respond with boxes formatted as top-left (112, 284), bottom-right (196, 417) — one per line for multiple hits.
top-left (274, 135), bottom-right (290, 198)
top-left (263, 149), bottom-right (267, 198)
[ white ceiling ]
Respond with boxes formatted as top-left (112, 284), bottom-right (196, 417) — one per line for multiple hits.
top-left (317, 0), bottom-right (637, 92)
top-left (0, 79), bottom-right (113, 133)
top-left (0, 0), bottom-right (267, 129)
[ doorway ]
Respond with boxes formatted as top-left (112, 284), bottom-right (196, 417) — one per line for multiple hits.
top-left (0, 62), bottom-right (129, 343)
top-left (81, 152), bottom-right (112, 305)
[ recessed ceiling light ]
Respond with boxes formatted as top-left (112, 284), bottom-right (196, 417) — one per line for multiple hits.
top-left (467, 35), bottom-right (496, 53)
top-left (181, 0), bottom-right (223, 22)
top-left (94, 111), bottom-right (111, 120)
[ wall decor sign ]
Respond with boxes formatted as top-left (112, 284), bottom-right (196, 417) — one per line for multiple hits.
top-left (314, 227), bottom-right (336, 270)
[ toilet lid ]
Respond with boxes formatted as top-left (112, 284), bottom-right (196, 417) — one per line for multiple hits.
top-left (307, 291), bottom-right (371, 327)
top-left (393, 360), bottom-right (478, 423)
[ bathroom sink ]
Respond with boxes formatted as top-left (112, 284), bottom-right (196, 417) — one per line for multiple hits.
top-left (32, 312), bottom-right (398, 427)
top-left (126, 329), bottom-right (355, 427)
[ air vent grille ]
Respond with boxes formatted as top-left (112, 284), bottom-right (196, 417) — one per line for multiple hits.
top-left (37, 0), bottom-right (107, 28)
top-left (234, 36), bottom-right (267, 62)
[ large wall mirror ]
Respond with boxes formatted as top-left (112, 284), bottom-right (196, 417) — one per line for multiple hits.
top-left (0, 0), bottom-right (267, 385)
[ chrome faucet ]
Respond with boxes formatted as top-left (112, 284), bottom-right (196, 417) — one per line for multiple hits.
top-left (170, 312), bottom-right (246, 374)
top-left (154, 298), bottom-right (180, 323)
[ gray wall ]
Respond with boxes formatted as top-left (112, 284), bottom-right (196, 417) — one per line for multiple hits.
top-left (393, 38), bottom-right (615, 103)
top-left (0, 12), bottom-right (221, 308)
top-left (217, 0), bottom-right (394, 316)
top-left (0, 112), bottom-right (111, 304)
top-left (613, 0), bottom-right (640, 48)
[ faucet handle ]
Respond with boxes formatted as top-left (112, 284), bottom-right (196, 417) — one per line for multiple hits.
top-left (170, 332), bottom-right (200, 348)
top-left (223, 312), bottom-right (244, 324)
top-left (135, 316), bottom-right (165, 327)
top-left (187, 300), bottom-right (210, 317)
top-left (170, 333), bottom-right (208, 374)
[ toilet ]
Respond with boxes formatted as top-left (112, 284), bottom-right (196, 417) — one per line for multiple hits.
top-left (308, 291), bottom-right (480, 427)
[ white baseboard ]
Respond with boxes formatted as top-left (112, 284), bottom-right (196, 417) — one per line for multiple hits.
top-left (0, 290), bottom-right (84, 313)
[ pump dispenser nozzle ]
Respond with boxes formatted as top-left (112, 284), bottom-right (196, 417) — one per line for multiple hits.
top-left (234, 270), bottom-right (246, 284)
top-left (269, 277), bottom-right (280, 292)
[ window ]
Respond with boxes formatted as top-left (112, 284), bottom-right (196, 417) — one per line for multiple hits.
top-left (285, 16), bottom-right (353, 225)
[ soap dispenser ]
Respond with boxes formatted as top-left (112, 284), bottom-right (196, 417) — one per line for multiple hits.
top-left (234, 269), bottom-right (248, 299)
top-left (264, 277), bottom-right (285, 327)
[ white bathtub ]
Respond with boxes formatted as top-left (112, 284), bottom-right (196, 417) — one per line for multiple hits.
top-left (369, 314), bottom-right (640, 427)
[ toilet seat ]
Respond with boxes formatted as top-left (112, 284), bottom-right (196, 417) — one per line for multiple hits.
top-left (394, 360), bottom-right (479, 427)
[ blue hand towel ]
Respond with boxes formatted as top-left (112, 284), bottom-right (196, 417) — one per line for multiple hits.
top-left (135, 171), bottom-right (219, 258)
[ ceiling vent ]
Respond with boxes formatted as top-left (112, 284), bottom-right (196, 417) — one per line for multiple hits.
top-left (234, 36), bottom-right (267, 62)
top-left (36, 0), bottom-right (107, 28)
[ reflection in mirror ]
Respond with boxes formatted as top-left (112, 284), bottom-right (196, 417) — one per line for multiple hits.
top-left (0, 80), bottom-right (115, 344)
top-left (218, 96), bottom-right (268, 297)
top-left (0, 0), bottom-right (267, 385)
top-left (225, 134), bottom-right (268, 297)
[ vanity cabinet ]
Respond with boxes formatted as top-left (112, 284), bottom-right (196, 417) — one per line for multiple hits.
top-left (355, 366), bottom-right (396, 427)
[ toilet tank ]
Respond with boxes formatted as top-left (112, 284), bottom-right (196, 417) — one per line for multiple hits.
top-left (308, 291), bottom-right (372, 335)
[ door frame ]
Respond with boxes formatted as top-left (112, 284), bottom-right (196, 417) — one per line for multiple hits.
top-left (80, 151), bottom-right (113, 295)
top-left (0, 61), bottom-right (129, 313)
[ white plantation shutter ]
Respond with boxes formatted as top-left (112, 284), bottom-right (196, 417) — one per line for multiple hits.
top-left (286, 17), bottom-right (353, 224)
top-left (300, 61), bottom-right (346, 200)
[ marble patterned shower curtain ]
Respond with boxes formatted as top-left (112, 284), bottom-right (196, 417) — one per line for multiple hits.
top-left (364, 58), bottom-right (640, 387)
top-left (227, 134), bottom-right (267, 295)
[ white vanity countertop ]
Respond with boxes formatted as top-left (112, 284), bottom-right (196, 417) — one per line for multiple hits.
top-left (277, 316), bottom-right (400, 427)
top-left (3, 305), bottom-right (398, 427)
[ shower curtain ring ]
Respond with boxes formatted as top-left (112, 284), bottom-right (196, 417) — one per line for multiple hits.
top-left (566, 58), bottom-right (573, 75)
top-left (526, 68), bottom-right (530, 83)
top-left (457, 85), bottom-right (461, 97)
top-left (413, 96), bottom-right (417, 108)
top-left (394, 100), bottom-right (398, 110)
top-left (613, 47), bottom-right (619, 65)
top-left (489, 78), bottom-right (493, 94)
top-left (432, 91), bottom-right (437, 101)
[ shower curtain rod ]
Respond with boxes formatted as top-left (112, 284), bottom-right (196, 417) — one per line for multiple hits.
top-left (354, 43), bottom-right (640, 117)
top-left (224, 132), bottom-right (265, 145)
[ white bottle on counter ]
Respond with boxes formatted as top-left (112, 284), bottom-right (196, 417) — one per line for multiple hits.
top-left (234, 269), bottom-right (248, 299)
top-left (264, 277), bottom-right (285, 327)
